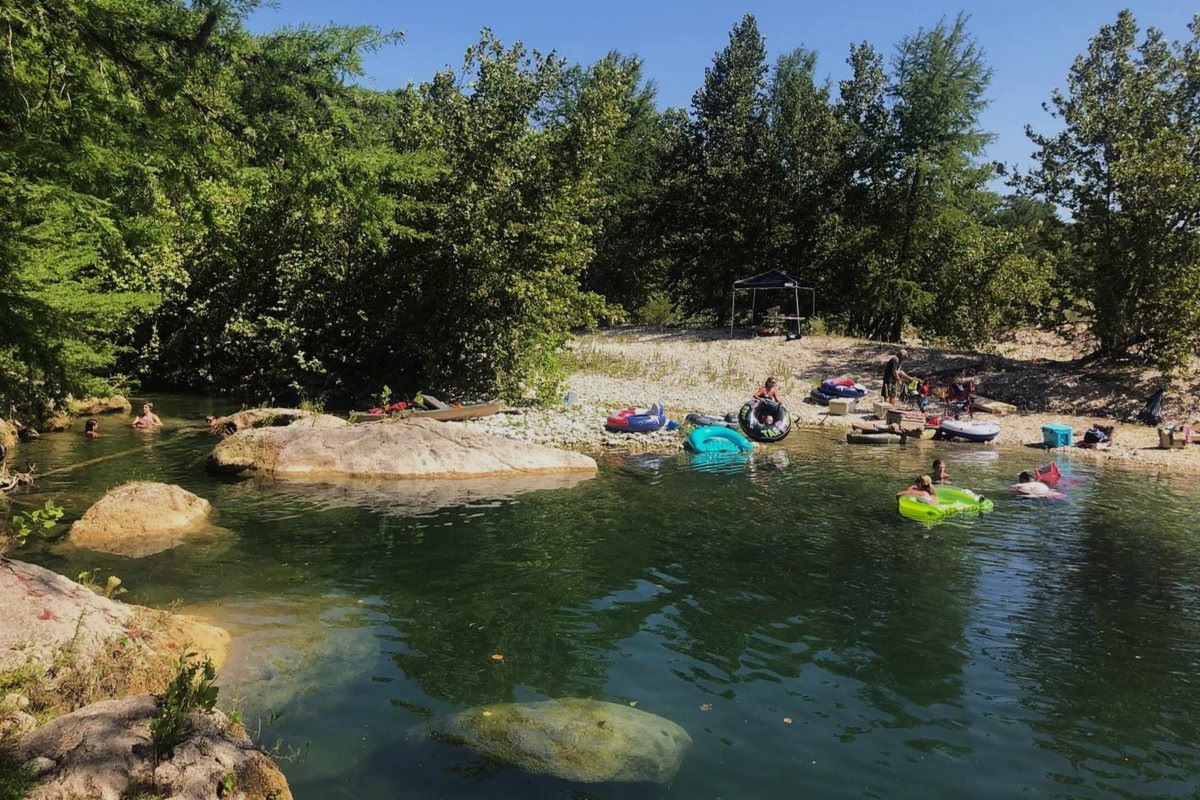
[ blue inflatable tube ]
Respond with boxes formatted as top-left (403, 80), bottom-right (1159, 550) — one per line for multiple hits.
top-left (809, 388), bottom-right (836, 406)
top-left (819, 380), bottom-right (868, 398)
top-left (686, 425), bottom-right (754, 454)
top-left (605, 403), bottom-right (666, 433)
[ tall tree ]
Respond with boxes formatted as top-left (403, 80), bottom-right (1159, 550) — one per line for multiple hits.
top-left (1026, 11), bottom-right (1200, 368)
top-left (403, 33), bottom-right (620, 401)
top-left (766, 47), bottom-right (840, 278)
top-left (0, 0), bottom-right (234, 416)
top-left (684, 13), bottom-right (772, 319)
top-left (818, 16), bottom-right (1040, 345)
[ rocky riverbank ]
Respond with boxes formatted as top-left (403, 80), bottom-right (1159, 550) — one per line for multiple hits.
top-left (0, 558), bottom-right (292, 799)
top-left (467, 328), bottom-right (1200, 474)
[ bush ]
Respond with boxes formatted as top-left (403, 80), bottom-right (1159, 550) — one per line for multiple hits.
top-left (637, 291), bottom-right (682, 328)
top-left (149, 652), bottom-right (219, 762)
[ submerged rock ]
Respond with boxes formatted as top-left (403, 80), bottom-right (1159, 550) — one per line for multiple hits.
top-left (427, 698), bottom-right (692, 783)
top-left (68, 481), bottom-right (214, 557)
top-left (18, 694), bottom-right (292, 800)
top-left (67, 395), bottom-right (132, 416)
top-left (208, 407), bottom-right (348, 436)
top-left (209, 418), bottom-right (598, 481)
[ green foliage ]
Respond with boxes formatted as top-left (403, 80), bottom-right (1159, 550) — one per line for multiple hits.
top-left (3, 499), bottom-right (64, 552)
top-left (680, 14), bottom-right (773, 318)
top-left (4, 5), bottom-right (1195, 407)
top-left (0, 0), bottom-right (236, 419)
top-left (76, 569), bottom-right (127, 599)
top-left (637, 291), bottom-right (683, 328)
top-left (149, 652), bottom-right (219, 762)
top-left (0, 743), bottom-right (34, 800)
top-left (1025, 10), bottom-right (1200, 369)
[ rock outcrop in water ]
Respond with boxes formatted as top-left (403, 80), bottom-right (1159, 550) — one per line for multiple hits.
top-left (0, 418), bottom-right (17, 453)
top-left (68, 481), bottom-right (214, 557)
top-left (17, 694), bottom-right (292, 800)
top-left (67, 395), bottom-right (133, 416)
top-left (0, 559), bottom-right (228, 719)
top-left (426, 698), bottom-right (692, 783)
top-left (208, 407), bottom-right (348, 436)
top-left (208, 418), bottom-right (598, 480)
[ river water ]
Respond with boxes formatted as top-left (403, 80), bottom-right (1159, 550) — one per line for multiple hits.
top-left (11, 395), bottom-right (1200, 799)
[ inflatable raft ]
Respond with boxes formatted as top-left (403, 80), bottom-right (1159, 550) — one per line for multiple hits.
top-left (898, 485), bottom-right (994, 522)
top-left (819, 378), bottom-right (868, 398)
top-left (686, 425), bottom-right (754, 454)
top-left (685, 412), bottom-right (738, 429)
top-left (846, 431), bottom-right (904, 445)
top-left (937, 419), bottom-right (1000, 443)
top-left (739, 399), bottom-right (792, 443)
top-left (605, 403), bottom-right (666, 433)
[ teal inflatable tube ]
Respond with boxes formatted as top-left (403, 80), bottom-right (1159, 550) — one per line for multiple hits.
top-left (898, 485), bottom-right (994, 522)
top-left (685, 425), bottom-right (754, 454)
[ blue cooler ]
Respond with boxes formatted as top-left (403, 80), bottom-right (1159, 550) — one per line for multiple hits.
top-left (1042, 424), bottom-right (1073, 448)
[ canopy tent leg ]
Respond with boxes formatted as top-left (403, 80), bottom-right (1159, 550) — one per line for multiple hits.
top-left (794, 288), bottom-right (801, 335)
top-left (751, 289), bottom-right (757, 335)
top-left (729, 289), bottom-right (737, 339)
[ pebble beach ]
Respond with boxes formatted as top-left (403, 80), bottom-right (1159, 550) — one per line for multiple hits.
top-left (467, 328), bottom-right (1200, 474)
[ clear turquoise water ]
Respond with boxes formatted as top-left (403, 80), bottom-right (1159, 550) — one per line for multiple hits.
top-left (13, 395), bottom-right (1200, 799)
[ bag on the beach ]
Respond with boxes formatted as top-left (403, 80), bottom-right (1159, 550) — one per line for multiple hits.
top-left (1137, 389), bottom-right (1165, 426)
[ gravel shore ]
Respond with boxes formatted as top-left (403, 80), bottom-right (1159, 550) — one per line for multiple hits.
top-left (467, 328), bottom-right (1200, 474)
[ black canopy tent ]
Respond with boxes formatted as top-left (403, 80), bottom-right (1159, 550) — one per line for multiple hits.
top-left (729, 269), bottom-right (816, 338)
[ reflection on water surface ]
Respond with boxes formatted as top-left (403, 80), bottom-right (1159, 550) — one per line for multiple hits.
top-left (14, 395), bottom-right (1200, 799)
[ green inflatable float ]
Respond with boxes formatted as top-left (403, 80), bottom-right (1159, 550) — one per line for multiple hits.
top-left (898, 485), bottom-right (994, 522)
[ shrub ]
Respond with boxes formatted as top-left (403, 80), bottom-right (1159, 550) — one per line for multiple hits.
top-left (149, 653), bottom-right (219, 762)
top-left (637, 291), bottom-right (682, 328)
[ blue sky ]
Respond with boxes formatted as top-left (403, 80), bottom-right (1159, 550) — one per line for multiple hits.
top-left (247, 1), bottom-right (1194, 175)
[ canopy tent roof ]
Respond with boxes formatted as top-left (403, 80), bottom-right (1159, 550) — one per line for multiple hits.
top-left (732, 269), bottom-right (813, 290)
top-left (729, 269), bottom-right (816, 338)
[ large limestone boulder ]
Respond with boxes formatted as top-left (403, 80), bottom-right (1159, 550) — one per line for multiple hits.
top-left (67, 395), bottom-right (132, 416)
top-left (426, 699), bottom-right (692, 783)
top-left (209, 418), bottom-right (598, 481)
top-left (18, 694), bottom-right (292, 800)
top-left (208, 407), bottom-right (348, 436)
top-left (69, 481), bottom-right (213, 557)
top-left (0, 558), bottom-right (228, 719)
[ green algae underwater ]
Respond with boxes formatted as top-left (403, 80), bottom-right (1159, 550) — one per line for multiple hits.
top-left (11, 395), bottom-right (1200, 799)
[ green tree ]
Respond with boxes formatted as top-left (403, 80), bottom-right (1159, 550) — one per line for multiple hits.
top-left (766, 47), bottom-right (840, 285)
top-left (684, 13), bottom-right (773, 319)
top-left (0, 0), bottom-right (232, 417)
top-left (1025, 11), bottom-right (1200, 368)
top-left (402, 33), bottom-right (619, 401)
top-left (567, 53), bottom-right (676, 312)
top-left (814, 16), bottom-right (1042, 345)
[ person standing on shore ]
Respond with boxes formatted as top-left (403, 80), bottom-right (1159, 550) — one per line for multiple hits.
top-left (882, 349), bottom-right (915, 406)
